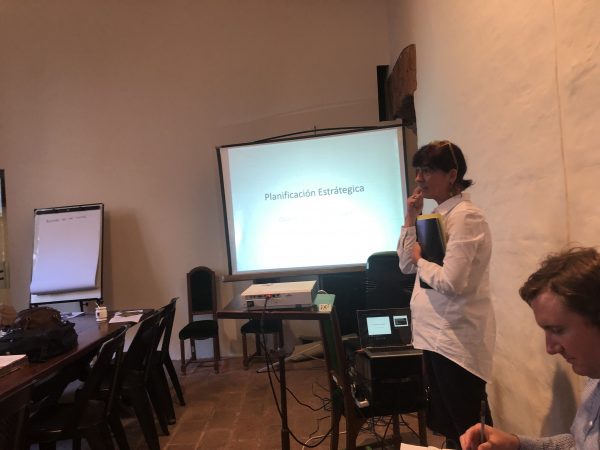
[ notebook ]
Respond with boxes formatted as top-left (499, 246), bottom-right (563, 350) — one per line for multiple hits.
top-left (356, 308), bottom-right (417, 358)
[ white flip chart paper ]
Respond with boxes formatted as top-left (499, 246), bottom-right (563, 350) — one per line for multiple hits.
top-left (30, 207), bottom-right (101, 295)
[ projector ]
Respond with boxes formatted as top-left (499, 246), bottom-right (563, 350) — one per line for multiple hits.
top-left (242, 281), bottom-right (318, 310)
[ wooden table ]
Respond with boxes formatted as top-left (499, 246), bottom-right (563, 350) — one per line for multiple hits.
top-left (217, 301), bottom-right (336, 450)
top-left (0, 314), bottom-right (128, 401)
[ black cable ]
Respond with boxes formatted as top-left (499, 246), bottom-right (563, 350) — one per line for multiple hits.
top-left (369, 415), bottom-right (387, 449)
top-left (311, 382), bottom-right (331, 410)
top-left (358, 415), bottom-right (397, 450)
top-left (399, 413), bottom-right (421, 440)
top-left (381, 416), bottom-right (394, 450)
top-left (307, 414), bottom-right (332, 439)
top-left (260, 323), bottom-right (327, 412)
top-left (258, 305), bottom-right (336, 448)
top-left (263, 346), bottom-right (334, 448)
top-left (254, 292), bottom-right (417, 449)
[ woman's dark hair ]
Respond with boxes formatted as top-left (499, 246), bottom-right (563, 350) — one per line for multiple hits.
top-left (519, 247), bottom-right (600, 328)
top-left (412, 140), bottom-right (472, 191)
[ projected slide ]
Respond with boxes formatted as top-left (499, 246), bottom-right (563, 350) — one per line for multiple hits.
top-left (219, 127), bottom-right (407, 276)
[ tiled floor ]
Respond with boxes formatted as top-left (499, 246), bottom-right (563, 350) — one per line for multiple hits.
top-left (39, 355), bottom-right (444, 449)
top-left (117, 357), bottom-right (445, 450)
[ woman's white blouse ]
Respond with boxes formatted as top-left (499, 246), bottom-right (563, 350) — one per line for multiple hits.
top-left (397, 192), bottom-right (496, 381)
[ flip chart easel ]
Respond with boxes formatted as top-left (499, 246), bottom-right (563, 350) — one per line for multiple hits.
top-left (29, 203), bottom-right (103, 309)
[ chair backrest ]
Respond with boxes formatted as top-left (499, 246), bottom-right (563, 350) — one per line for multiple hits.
top-left (365, 251), bottom-right (416, 309)
top-left (123, 310), bottom-right (163, 374)
top-left (72, 326), bottom-right (127, 423)
top-left (187, 266), bottom-right (217, 317)
top-left (320, 271), bottom-right (366, 336)
top-left (319, 308), bottom-right (355, 413)
top-left (157, 298), bottom-right (178, 362)
top-left (0, 384), bottom-right (31, 450)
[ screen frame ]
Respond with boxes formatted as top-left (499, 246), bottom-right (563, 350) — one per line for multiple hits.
top-left (0, 170), bottom-right (6, 290)
top-left (217, 124), bottom-right (410, 281)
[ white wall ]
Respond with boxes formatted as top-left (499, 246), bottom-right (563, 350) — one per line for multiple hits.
top-left (388, 0), bottom-right (600, 437)
top-left (0, 1), bottom-right (391, 356)
top-left (4, 0), bottom-right (599, 438)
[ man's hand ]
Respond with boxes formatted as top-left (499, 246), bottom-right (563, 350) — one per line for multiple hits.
top-left (460, 424), bottom-right (520, 450)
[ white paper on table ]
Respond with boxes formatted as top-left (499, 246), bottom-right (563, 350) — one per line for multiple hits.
top-left (0, 354), bottom-right (28, 376)
top-left (109, 310), bottom-right (144, 324)
top-left (0, 354), bottom-right (27, 368)
top-left (61, 311), bottom-right (85, 320)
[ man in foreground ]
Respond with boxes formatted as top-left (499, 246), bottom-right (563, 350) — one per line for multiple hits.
top-left (460, 247), bottom-right (600, 450)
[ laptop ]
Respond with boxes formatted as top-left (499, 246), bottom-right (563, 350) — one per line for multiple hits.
top-left (356, 308), bottom-right (419, 358)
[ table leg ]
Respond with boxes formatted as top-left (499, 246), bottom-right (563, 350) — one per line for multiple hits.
top-left (279, 351), bottom-right (290, 450)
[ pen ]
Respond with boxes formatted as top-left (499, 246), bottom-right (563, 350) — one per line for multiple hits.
top-left (479, 399), bottom-right (486, 443)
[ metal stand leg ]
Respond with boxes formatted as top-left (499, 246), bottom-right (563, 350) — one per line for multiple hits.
top-left (278, 349), bottom-right (290, 450)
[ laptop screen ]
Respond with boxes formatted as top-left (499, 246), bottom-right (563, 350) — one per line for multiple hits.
top-left (357, 308), bottom-right (412, 348)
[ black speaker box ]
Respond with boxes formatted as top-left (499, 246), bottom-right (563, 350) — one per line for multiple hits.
top-left (353, 351), bottom-right (424, 415)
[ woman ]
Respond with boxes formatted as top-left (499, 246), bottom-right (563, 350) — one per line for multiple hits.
top-left (397, 140), bottom-right (495, 447)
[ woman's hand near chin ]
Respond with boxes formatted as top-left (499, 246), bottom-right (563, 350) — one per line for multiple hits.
top-left (405, 187), bottom-right (424, 226)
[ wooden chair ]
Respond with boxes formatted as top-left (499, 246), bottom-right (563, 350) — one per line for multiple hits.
top-left (118, 310), bottom-right (165, 450)
top-left (26, 326), bottom-right (127, 450)
top-left (149, 298), bottom-right (185, 427)
top-left (320, 308), bottom-right (428, 450)
top-left (159, 298), bottom-right (185, 406)
top-left (143, 307), bottom-right (173, 435)
top-left (0, 384), bottom-right (31, 450)
top-left (240, 318), bottom-right (284, 369)
top-left (179, 266), bottom-right (220, 374)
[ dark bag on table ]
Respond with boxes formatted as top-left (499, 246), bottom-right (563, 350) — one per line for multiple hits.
top-left (0, 306), bottom-right (78, 362)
